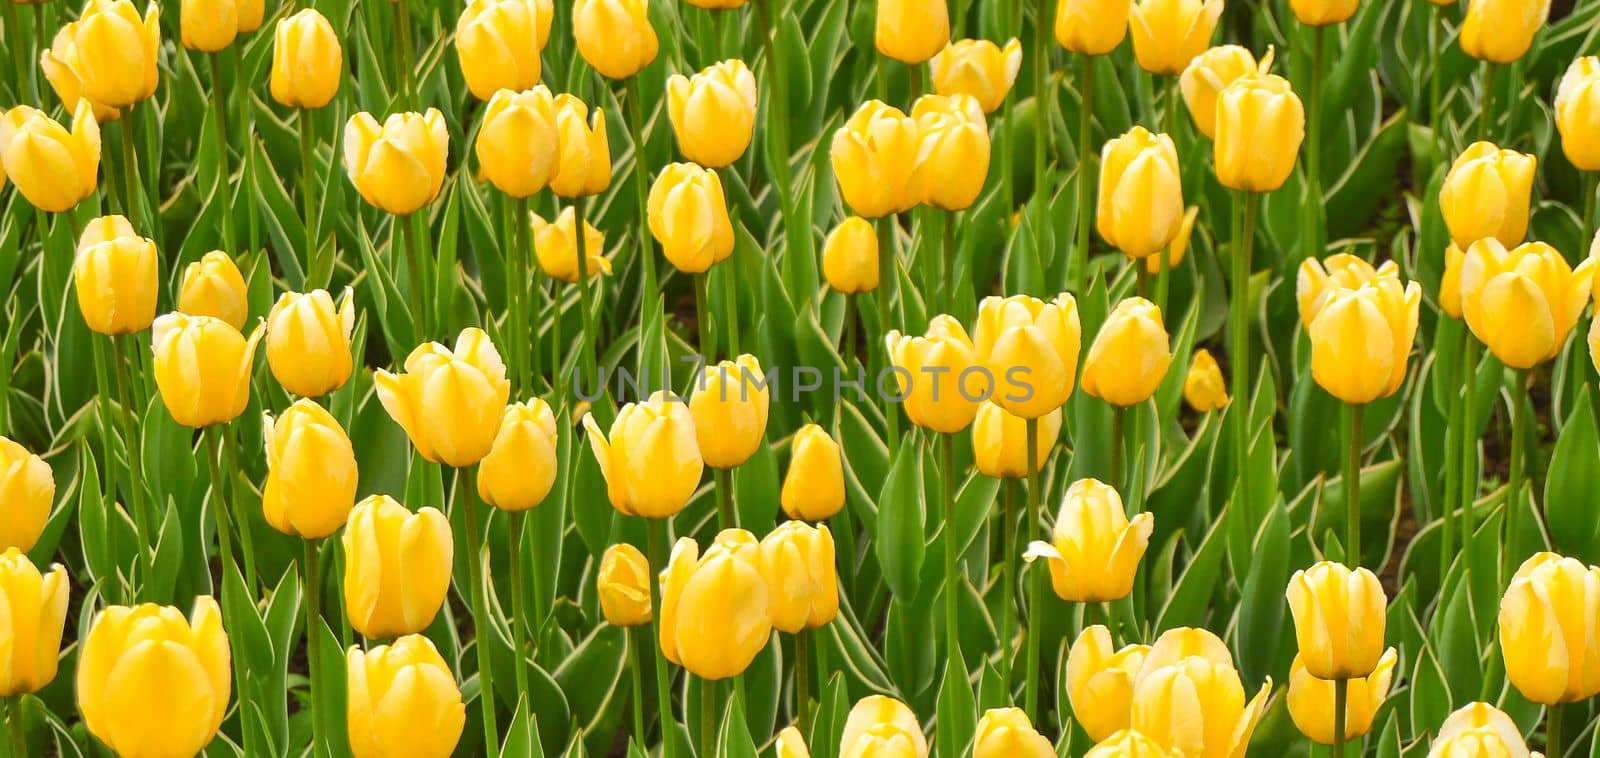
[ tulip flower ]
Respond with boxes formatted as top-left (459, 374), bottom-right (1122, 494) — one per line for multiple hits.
top-left (475, 86), bottom-right (561, 199)
top-left (886, 315), bottom-right (984, 433)
top-left (831, 101), bottom-right (922, 218)
top-left (584, 390), bottom-right (704, 519)
top-left (1285, 561), bottom-right (1388, 679)
top-left (972, 293), bottom-right (1081, 419)
top-left (0, 549), bottom-right (69, 696)
top-left (532, 207), bottom-right (610, 282)
top-left (823, 217), bottom-right (880, 294)
top-left (973, 708), bottom-right (1054, 758)
top-left (648, 162), bottom-right (735, 273)
top-left (72, 219), bottom-right (158, 336)
top-left (477, 400), bottom-right (560, 512)
top-left (1082, 298), bottom-right (1172, 407)
top-left (180, 0), bottom-right (238, 52)
top-left (1097, 127), bottom-right (1184, 260)
top-left (0, 102), bottom-right (100, 213)
top-left (41, 0), bottom-right (161, 114)
top-left (572, 0), bottom-right (658, 80)
top-left (375, 327), bottom-right (511, 468)
top-left (911, 94), bottom-right (991, 211)
top-left (1085, 730), bottom-right (1174, 758)
top-left (1287, 649), bottom-right (1398, 745)
top-left (346, 635), bottom-right (467, 758)
top-left (343, 108), bottom-right (449, 215)
top-left (1142, 206), bottom-right (1200, 274)
top-left (1297, 256), bottom-right (1422, 404)
top-left (1183, 349), bottom-right (1228, 412)
top-left (1498, 552), bottom-right (1600, 704)
top-left (1557, 58), bottom-right (1600, 171)
top-left (659, 530), bottom-right (773, 680)
top-left (265, 288), bottom-right (356, 398)
top-left (1180, 45), bottom-right (1270, 140)
top-left (1066, 625), bottom-right (1152, 742)
top-left (1439, 141), bottom-right (1536, 249)
top-left (686, 0), bottom-right (743, 9)
top-left (1427, 703), bottom-right (1537, 758)
top-left (77, 599), bottom-right (230, 758)
top-left (597, 543), bottom-right (653, 627)
top-left (1291, 0), bottom-right (1358, 26)
top-left (1025, 478), bottom-right (1153, 602)
top-left (0, 437), bottom-right (52, 552)
top-left (689, 355), bottom-right (770, 469)
top-left (667, 60), bottom-right (759, 168)
top-left (839, 695), bottom-right (928, 758)
top-left (177, 250), bottom-right (249, 331)
top-left (1054, 0), bottom-right (1133, 55)
top-left (1129, 628), bottom-right (1272, 758)
top-left (780, 424), bottom-right (847, 521)
top-left (1128, 0), bottom-right (1223, 75)
top-left (151, 313), bottom-right (264, 428)
top-left (455, 0), bottom-right (554, 101)
top-left (550, 94), bottom-right (611, 198)
top-left (1460, 238), bottom-right (1594, 370)
top-left (270, 9), bottom-right (343, 109)
top-left (928, 39), bottom-right (1023, 114)
top-left (757, 521), bottom-right (839, 633)
top-left (342, 495), bottom-right (454, 639)
top-left (972, 402), bottom-right (1062, 479)
top-left (235, 0), bottom-right (261, 31)
top-left (1440, 243), bottom-right (1466, 320)
top-left (262, 400), bottom-right (358, 539)
top-left (875, 0), bottom-right (949, 64)
top-left (777, 726), bottom-right (812, 758)
top-left (1213, 73), bottom-right (1305, 193)
top-left (1460, 0), bottom-right (1549, 64)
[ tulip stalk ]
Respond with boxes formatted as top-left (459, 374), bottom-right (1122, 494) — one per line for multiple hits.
top-left (1302, 25), bottom-right (1326, 263)
top-left (202, 426), bottom-right (259, 754)
top-left (1546, 705), bottom-right (1563, 758)
top-left (794, 631), bottom-right (811, 733)
top-left (511, 197), bottom-right (534, 395)
top-left (7, 695), bottom-right (24, 758)
top-left (1071, 54), bottom-right (1096, 292)
top-left (644, 519), bottom-right (679, 758)
top-left (1479, 62), bottom-right (1496, 142)
top-left (700, 677), bottom-right (717, 756)
top-left (625, 78), bottom-right (661, 349)
top-left (301, 539), bottom-right (327, 755)
top-left (1583, 173), bottom-right (1597, 240)
top-left (109, 337), bottom-right (155, 603)
top-left (627, 626), bottom-right (647, 745)
top-left (1458, 340), bottom-right (1480, 582)
top-left (456, 467), bottom-right (500, 751)
top-left (1022, 417), bottom-right (1042, 720)
top-left (3, 2), bottom-right (24, 103)
top-left (940, 432), bottom-right (961, 681)
top-left (1503, 369), bottom-right (1530, 584)
top-left (1343, 403), bottom-right (1362, 565)
top-left (219, 427), bottom-right (260, 591)
top-left (573, 196), bottom-right (599, 393)
top-left (118, 118), bottom-right (144, 234)
top-left (299, 113), bottom-right (326, 289)
top-left (394, 0), bottom-right (416, 108)
top-left (507, 513), bottom-right (532, 709)
top-left (1332, 678), bottom-right (1348, 758)
top-left (1229, 192), bottom-right (1260, 525)
top-left (90, 340), bottom-right (123, 601)
top-left (715, 468), bottom-right (737, 529)
top-left (208, 54), bottom-right (239, 255)
top-left (998, 480), bottom-right (1016, 687)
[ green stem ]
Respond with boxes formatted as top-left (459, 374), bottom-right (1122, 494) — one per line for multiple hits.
top-left (1460, 339), bottom-right (1479, 582)
top-left (110, 337), bottom-right (154, 603)
top-left (645, 519), bottom-right (679, 758)
top-left (398, 214), bottom-right (426, 339)
top-left (1110, 403), bottom-right (1125, 490)
top-left (700, 676), bottom-right (717, 757)
top-left (1344, 403), bottom-right (1363, 566)
top-left (715, 466), bottom-right (737, 530)
top-left (1230, 192), bottom-right (1259, 522)
top-left (1102, 600), bottom-right (1119, 643)
top-left (7, 696), bottom-right (24, 758)
top-left (574, 195), bottom-right (598, 396)
top-left (1583, 172), bottom-right (1597, 241)
top-left (1071, 54), bottom-right (1095, 292)
top-left (906, 62), bottom-right (921, 100)
top-left (208, 54), bottom-right (236, 254)
top-left (232, 43), bottom-right (260, 255)
top-left (1332, 678), bottom-right (1348, 758)
top-left (1547, 704), bottom-right (1563, 758)
top-left (91, 339), bottom-right (121, 601)
top-left (4, 1), bottom-right (27, 111)
top-left (695, 272), bottom-right (713, 361)
top-left (942, 210), bottom-right (956, 314)
top-left (628, 626), bottom-right (647, 745)
top-left (220, 425), bottom-right (258, 591)
top-left (1303, 24), bottom-right (1325, 263)
top-left (720, 262), bottom-right (741, 356)
top-left (794, 631), bottom-right (811, 734)
top-left (203, 429), bottom-right (238, 624)
top-left (118, 112), bottom-right (144, 235)
top-left (941, 433), bottom-right (960, 677)
top-left (1023, 417), bottom-right (1042, 720)
top-left (1428, 6), bottom-right (1443, 131)
top-left (395, 0), bottom-right (415, 108)
top-left (842, 294), bottom-right (857, 366)
top-left (1441, 329), bottom-right (1461, 584)
top-left (508, 512), bottom-right (531, 706)
top-left (625, 78), bottom-right (659, 339)
top-left (1504, 369), bottom-right (1528, 585)
top-left (1478, 62), bottom-right (1496, 143)
top-left (458, 467), bottom-right (500, 751)
top-left (302, 539), bottom-right (326, 757)
top-left (513, 196), bottom-right (534, 395)
top-left (300, 112), bottom-right (324, 288)
top-left (999, 480), bottom-right (1016, 688)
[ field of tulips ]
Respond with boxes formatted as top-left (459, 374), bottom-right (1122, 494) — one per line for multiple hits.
top-left (2, 0), bottom-right (1600, 753)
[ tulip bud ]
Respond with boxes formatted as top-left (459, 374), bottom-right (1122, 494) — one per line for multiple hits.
top-left (911, 94), bottom-right (991, 211)
top-left (573, 0), bottom-right (658, 80)
top-left (973, 293), bottom-right (1082, 418)
top-left (1290, 0), bottom-right (1357, 26)
top-left (659, 530), bottom-right (773, 680)
top-left (342, 495), bottom-right (454, 639)
top-left (974, 708), bottom-right (1054, 758)
top-left (151, 313), bottom-right (265, 428)
top-left (1136, 626), bottom-right (1234, 679)
top-left (597, 542), bottom-right (653, 627)
top-left (1182, 348), bottom-right (1228, 412)
top-left (551, 95), bottom-right (611, 198)
top-left (0, 438), bottom-right (53, 554)
top-left (1460, 0), bottom-right (1549, 64)
top-left (928, 39), bottom-right (1023, 114)
top-left (532, 207), bottom-right (610, 282)
top-left (777, 726), bottom-right (813, 758)
top-left (1427, 703), bottom-right (1536, 758)
top-left (236, 0), bottom-right (261, 32)
top-left (1213, 73), bottom-right (1305, 192)
top-left (649, 162), bottom-right (735, 273)
top-left (72, 219), bottom-right (158, 336)
top-left (1497, 552), bottom-right (1600, 704)
top-left (780, 424), bottom-right (846, 521)
top-left (375, 328), bottom-right (511, 467)
top-left (1129, 0), bottom-right (1223, 75)
top-left (667, 59), bottom-right (759, 168)
top-left (822, 217), bottom-right (880, 294)
top-left (181, 0), bottom-right (238, 51)
top-left (1288, 649), bottom-right (1397, 745)
top-left (1557, 58), bottom-right (1600, 172)
top-left (1065, 625), bottom-right (1151, 742)
top-left (689, 355), bottom-right (771, 469)
top-left (0, 550), bottom-right (68, 696)
top-left (1439, 141), bottom-right (1536, 249)
top-left (262, 400), bottom-right (358, 539)
top-left (875, 0), bottom-right (949, 64)
top-left (1097, 127), bottom-right (1184, 259)
top-left (41, 0), bottom-right (161, 113)
top-left (475, 87), bottom-right (561, 199)
top-left (1054, 0), bottom-right (1133, 56)
top-left (887, 315), bottom-right (984, 433)
top-left (1082, 297), bottom-right (1172, 407)
top-left (178, 250), bottom-right (249, 331)
top-left (1025, 479), bottom-right (1152, 602)
top-left (583, 391), bottom-right (704, 519)
top-left (266, 288), bottom-right (356, 398)
top-left (455, 0), bottom-right (555, 101)
top-left (270, 10), bottom-right (342, 109)
top-left (77, 599), bottom-right (230, 758)
top-left (1144, 206), bottom-right (1199, 274)
top-left (839, 695), bottom-right (929, 758)
top-left (1084, 730), bottom-right (1174, 758)
top-left (1180, 46), bottom-right (1271, 141)
top-left (346, 635), bottom-right (466, 758)
top-left (972, 402), bottom-right (1062, 479)
top-left (1130, 628), bottom-right (1272, 758)
top-left (0, 102), bottom-right (101, 213)
top-left (478, 400), bottom-right (560, 512)
top-left (1460, 238), bottom-right (1594, 369)
top-left (831, 101), bottom-right (922, 218)
top-left (1285, 561), bottom-right (1388, 679)
top-left (1440, 242), bottom-right (1466, 320)
top-left (1297, 256), bottom-right (1422, 404)
top-left (343, 109), bottom-right (449, 215)
top-left (758, 521), bottom-right (839, 633)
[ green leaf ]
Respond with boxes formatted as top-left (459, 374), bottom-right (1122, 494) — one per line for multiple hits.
top-left (876, 437), bottom-right (926, 600)
top-left (716, 691), bottom-right (759, 758)
top-left (934, 657), bottom-right (976, 758)
top-left (1544, 386), bottom-right (1600, 564)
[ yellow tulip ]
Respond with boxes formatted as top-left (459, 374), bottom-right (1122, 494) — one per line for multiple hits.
top-left (1066, 625), bottom-right (1152, 742)
top-left (1290, 0), bottom-right (1358, 26)
top-left (973, 293), bottom-right (1081, 418)
top-left (1460, 238), bottom-right (1595, 369)
top-left (667, 59), bottom-right (759, 168)
top-left (262, 399), bottom-right (358, 539)
top-left (1497, 552), bottom-right (1600, 704)
top-left (40, 0), bottom-right (160, 114)
top-left (649, 162), bottom-right (735, 273)
top-left (690, 355), bottom-right (771, 468)
top-left (1082, 297), bottom-right (1172, 407)
top-left (1183, 348), bottom-right (1228, 412)
top-left (346, 634), bottom-right (466, 758)
top-left (1128, 0), bottom-right (1223, 75)
top-left (911, 94), bottom-right (991, 211)
top-left (1025, 478), bottom-right (1153, 602)
top-left (757, 521), bottom-right (839, 633)
top-left (265, 288), bottom-right (356, 399)
top-left (974, 708), bottom-right (1054, 758)
top-left (0, 438), bottom-right (53, 554)
top-left (1130, 628), bottom-right (1273, 758)
top-left (477, 400), bottom-right (560, 512)
top-left (875, 0), bottom-right (949, 64)
top-left (0, 102), bottom-right (100, 213)
top-left (532, 207), bottom-right (610, 282)
top-left (1287, 649), bottom-right (1397, 745)
top-left (180, 0), bottom-right (237, 51)
top-left (1213, 73), bottom-right (1305, 193)
top-left (1460, 0), bottom-right (1549, 64)
top-left (375, 328), bottom-right (511, 467)
top-left (343, 108), bottom-right (449, 215)
top-left (341, 495), bottom-right (454, 639)
top-left (77, 599), bottom-right (230, 758)
top-left (780, 424), bottom-right (846, 521)
top-left (822, 216), bottom-right (881, 294)
top-left (1054, 0), bottom-right (1132, 56)
top-left (659, 530), bottom-right (773, 680)
top-left (0, 549), bottom-right (68, 696)
top-left (151, 313), bottom-right (265, 428)
top-left (972, 402), bottom-right (1062, 479)
top-left (1297, 256), bottom-right (1422, 404)
top-left (886, 315), bottom-right (984, 433)
top-left (1440, 242), bottom-right (1466, 320)
top-left (839, 695), bottom-right (928, 758)
top-left (686, 0), bottom-right (743, 10)
top-left (1098, 126), bottom-right (1184, 260)
top-left (475, 86), bottom-right (561, 198)
top-left (1180, 46), bottom-right (1271, 141)
top-left (551, 95), bottom-right (611, 197)
top-left (1427, 703), bottom-right (1537, 758)
top-left (1084, 730), bottom-right (1174, 758)
top-left (777, 726), bottom-right (813, 758)
top-left (830, 101), bottom-right (922, 218)
top-left (928, 39), bottom-right (1023, 114)
top-left (1439, 141), bottom-right (1536, 249)
top-left (72, 219), bottom-right (158, 336)
top-left (1557, 58), bottom-right (1600, 171)
top-left (178, 250), bottom-right (249, 331)
top-left (1285, 561), bottom-right (1388, 679)
top-left (583, 390), bottom-right (704, 519)
top-left (236, 0), bottom-right (261, 32)
top-left (270, 9), bottom-right (342, 109)
top-left (455, 0), bottom-right (554, 101)
top-left (597, 542), bottom-right (653, 627)
top-left (1143, 206), bottom-right (1199, 274)
top-left (572, 0), bottom-right (658, 79)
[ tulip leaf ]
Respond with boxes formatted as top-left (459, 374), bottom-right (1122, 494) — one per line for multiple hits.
top-left (147, 496), bottom-right (186, 606)
top-left (1544, 386), bottom-right (1600, 565)
top-left (1232, 499), bottom-right (1290, 688)
top-left (1154, 505), bottom-right (1229, 633)
top-left (876, 438), bottom-right (926, 601)
top-left (501, 696), bottom-right (546, 758)
top-left (715, 691), bottom-right (759, 758)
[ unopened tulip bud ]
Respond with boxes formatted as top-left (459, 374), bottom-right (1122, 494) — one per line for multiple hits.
top-left (649, 162), bottom-right (735, 273)
top-left (1440, 243), bottom-right (1466, 320)
top-left (455, 0), bottom-right (554, 101)
top-left (972, 402), bottom-right (1061, 479)
top-left (776, 726), bottom-right (813, 758)
top-left (1180, 45), bottom-right (1271, 141)
top-left (1297, 256), bottom-right (1421, 404)
top-left (1213, 73), bottom-right (1305, 192)
top-left (0, 550), bottom-right (68, 696)
top-left (1460, 238), bottom-right (1594, 369)
top-left (1055, 0), bottom-right (1132, 56)
top-left (1082, 297), bottom-right (1172, 407)
top-left (0, 438), bottom-right (53, 553)
top-left (839, 695), bottom-right (928, 758)
top-left (1557, 58), bottom-right (1600, 171)
top-left (831, 101), bottom-right (921, 218)
top-left (584, 391), bottom-right (704, 519)
top-left (346, 635), bottom-right (466, 758)
top-left (1439, 141), bottom-right (1536, 249)
top-left (1098, 127), bottom-right (1184, 260)
top-left (0, 102), bottom-right (101, 213)
top-left (478, 400), bottom-right (560, 512)
top-left (1025, 479), bottom-right (1152, 602)
top-left (343, 109), bottom-right (449, 215)
top-left (262, 400), bottom-right (359, 539)
top-left (1498, 552), bottom-right (1600, 704)
top-left (178, 250), bottom-right (249, 331)
top-left (573, 0), bottom-right (658, 79)
top-left (780, 424), bottom-right (846, 521)
top-left (1290, 0), bottom-right (1358, 26)
top-left (911, 94), bottom-right (991, 211)
top-left (689, 355), bottom-right (770, 469)
top-left (973, 293), bottom-right (1082, 418)
top-left (1460, 0), bottom-right (1549, 64)
top-left (758, 521), bottom-right (839, 633)
top-left (822, 217), bottom-right (880, 294)
top-left (887, 315), bottom-right (984, 433)
top-left (597, 543), bottom-right (652, 627)
top-left (974, 708), bottom-right (1054, 758)
top-left (1182, 348), bottom-right (1228, 412)
top-left (181, 0), bottom-right (238, 52)
top-left (532, 207), bottom-right (610, 282)
top-left (659, 530), bottom-right (772, 680)
top-left (271, 10), bottom-right (342, 109)
top-left (41, 0), bottom-right (161, 112)
top-left (1128, 0), bottom-right (1223, 75)
top-left (551, 95), bottom-right (611, 198)
top-left (1427, 703), bottom-right (1536, 758)
top-left (1066, 625), bottom-right (1151, 741)
top-left (1288, 649), bottom-right (1398, 744)
top-left (1286, 561), bottom-right (1388, 679)
top-left (475, 86), bottom-right (561, 198)
top-left (73, 220), bottom-right (158, 336)
top-left (374, 328), bottom-right (511, 467)
top-left (151, 313), bottom-right (265, 428)
top-left (667, 60), bottom-right (759, 168)
top-left (928, 39), bottom-right (1023, 114)
top-left (342, 495), bottom-right (453, 639)
top-left (1130, 627), bottom-right (1272, 758)
top-left (875, 0), bottom-right (949, 64)
top-left (265, 288), bottom-right (356, 398)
